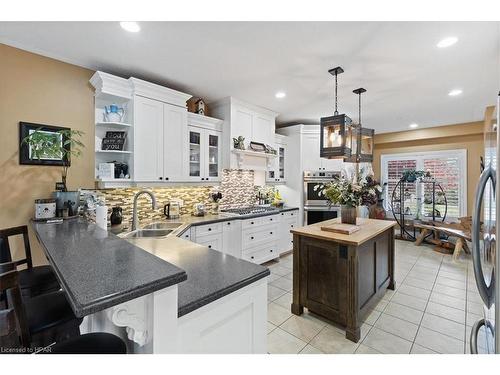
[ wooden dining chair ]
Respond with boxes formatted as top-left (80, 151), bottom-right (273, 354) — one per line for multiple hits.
top-left (0, 225), bottom-right (59, 298)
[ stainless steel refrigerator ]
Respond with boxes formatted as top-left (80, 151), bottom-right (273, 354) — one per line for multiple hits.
top-left (470, 95), bottom-right (498, 354)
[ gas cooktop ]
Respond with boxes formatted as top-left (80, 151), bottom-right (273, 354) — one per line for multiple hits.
top-left (219, 206), bottom-right (279, 216)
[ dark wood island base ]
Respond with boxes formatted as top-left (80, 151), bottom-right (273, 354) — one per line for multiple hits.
top-left (291, 218), bottom-right (396, 343)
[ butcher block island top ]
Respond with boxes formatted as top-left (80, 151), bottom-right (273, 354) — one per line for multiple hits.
top-left (290, 217), bottom-right (397, 246)
top-left (290, 217), bottom-right (396, 343)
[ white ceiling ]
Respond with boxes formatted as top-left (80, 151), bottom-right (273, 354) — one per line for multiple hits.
top-left (1, 21), bottom-right (499, 133)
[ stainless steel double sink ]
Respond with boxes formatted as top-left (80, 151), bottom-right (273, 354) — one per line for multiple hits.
top-left (121, 222), bottom-right (184, 239)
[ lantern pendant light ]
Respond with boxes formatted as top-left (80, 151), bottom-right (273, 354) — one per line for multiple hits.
top-left (320, 67), bottom-right (353, 159)
top-left (345, 87), bottom-right (375, 163)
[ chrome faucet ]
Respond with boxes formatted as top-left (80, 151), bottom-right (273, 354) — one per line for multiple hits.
top-left (132, 190), bottom-right (157, 231)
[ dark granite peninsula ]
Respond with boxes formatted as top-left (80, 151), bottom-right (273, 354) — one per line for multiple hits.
top-left (31, 218), bottom-right (269, 353)
top-left (31, 219), bottom-right (187, 317)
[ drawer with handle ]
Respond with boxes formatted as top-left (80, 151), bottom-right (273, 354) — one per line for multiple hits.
top-left (195, 233), bottom-right (223, 252)
top-left (242, 242), bottom-right (278, 264)
top-left (241, 214), bottom-right (278, 230)
top-left (242, 224), bottom-right (278, 249)
top-left (281, 210), bottom-right (299, 219)
top-left (194, 222), bottom-right (223, 237)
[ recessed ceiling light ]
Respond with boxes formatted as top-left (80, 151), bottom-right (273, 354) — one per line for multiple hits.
top-left (409, 123), bottom-right (419, 129)
top-left (275, 91), bottom-right (286, 99)
top-left (437, 37), bottom-right (458, 48)
top-left (120, 22), bottom-right (140, 33)
top-left (448, 89), bottom-right (463, 96)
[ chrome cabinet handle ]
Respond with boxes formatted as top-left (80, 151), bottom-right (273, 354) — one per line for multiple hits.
top-left (472, 166), bottom-right (496, 308)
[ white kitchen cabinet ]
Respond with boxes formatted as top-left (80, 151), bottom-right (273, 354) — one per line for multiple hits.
top-left (187, 126), bottom-right (222, 182)
top-left (210, 97), bottom-right (279, 170)
top-left (300, 130), bottom-right (342, 171)
top-left (185, 212), bottom-right (296, 264)
top-left (133, 95), bottom-right (164, 181)
top-left (232, 106), bottom-right (253, 143)
top-left (193, 223), bottom-right (223, 252)
top-left (267, 135), bottom-right (287, 183)
top-left (252, 113), bottom-right (273, 145)
top-left (195, 234), bottom-right (223, 252)
top-left (186, 113), bottom-right (224, 182)
top-left (222, 220), bottom-right (242, 258)
top-left (134, 96), bottom-right (189, 182)
top-left (91, 71), bottom-right (193, 187)
top-left (277, 210), bottom-right (299, 255)
top-left (164, 103), bottom-right (188, 181)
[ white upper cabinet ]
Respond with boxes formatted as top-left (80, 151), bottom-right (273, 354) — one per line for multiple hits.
top-left (133, 96), bottom-right (164, 181)
top-left (301, 132), bottom-right (322, 171)
top-left (90, 71), bottom-right (192, 186)
top-left (134, 97), bottom-right (190, 182)
top-left (186, 113), bottom-right (223, 182)
top-left (210, 97), bottom-right (279, 170)
top-left (163, 103), bottom-right (188, 181)
top-left (279, 124), bottom-right (344, 175)
top-left (266, 134), bottom-right (287, 183)
top-left (252, 114), bottom-right (273, 145)
top-left (232, 106), bottom-right (253, 143)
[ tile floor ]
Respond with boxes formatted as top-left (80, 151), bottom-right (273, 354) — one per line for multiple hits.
top-left (264, 239), bottom-right (484, 354)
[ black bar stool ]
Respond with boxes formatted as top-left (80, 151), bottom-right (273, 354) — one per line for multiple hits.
top-left (0, 225), bottom-right (60, 298)
top-left (0, 268), bottom-right (83, 349)
top-left (41, 333), bottom-right (127, 354)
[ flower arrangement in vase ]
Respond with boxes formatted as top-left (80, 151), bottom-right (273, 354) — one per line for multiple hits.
top-left (314, 171), bottom-right (382, 225)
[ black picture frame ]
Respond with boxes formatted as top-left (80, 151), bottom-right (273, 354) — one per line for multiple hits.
top-left (19, 122), bottom-right (71, 166)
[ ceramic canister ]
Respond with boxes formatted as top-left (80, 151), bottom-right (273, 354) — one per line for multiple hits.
top-left (34, 199), bottom-right (57, 220)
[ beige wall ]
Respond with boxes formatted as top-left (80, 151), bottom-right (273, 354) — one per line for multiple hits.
top-left (373, 121), bottom-right (484, 216)
top-left (0, 44), bottom-right (95, 264)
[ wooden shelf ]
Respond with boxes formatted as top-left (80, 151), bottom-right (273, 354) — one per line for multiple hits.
top-left (96, 121), bottom-right (132, 128)
top-left (231, 149), bottom-right (277, 158)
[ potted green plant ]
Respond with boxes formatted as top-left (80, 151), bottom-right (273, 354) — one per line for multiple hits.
top-left (22, 128), bottom-right (84, 216)
top-left (315, 173), bottom-right (381, 225)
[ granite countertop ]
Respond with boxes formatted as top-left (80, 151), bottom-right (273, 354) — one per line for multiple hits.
top-left (124, 236), bottom-right (270, 317)
top-left (32, 206), bottom-right (295, 319)
top-left (160, 206), bottom-right (300, 237)
top-left (31, 219), bottom-right (187, 318)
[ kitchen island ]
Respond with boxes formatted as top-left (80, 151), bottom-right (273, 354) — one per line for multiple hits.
top-left (290, 217), bottom-right (396, 342)
top-left (31, 219), bottom-right (269, 353)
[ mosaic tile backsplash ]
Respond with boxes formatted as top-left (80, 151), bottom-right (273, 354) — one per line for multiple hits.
top-left (97, 169), bottom-right (256, 228)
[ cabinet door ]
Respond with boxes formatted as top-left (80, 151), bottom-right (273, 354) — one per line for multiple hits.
top-left (196, 233), bottom-right (223, 252)
top-left (232, 106), bottom-right (253, 145)
top-left (301, 133), bottom-right (321, 171)
top-left (205, 130), bottom-right (222, 181)
top-left (253, 114), bottom-right (273, 145)
top-left (266, 143), bottom-right (277, 182)
top-left (278, 144), bottom-right (286, 181)
top-left (222, 220), bottom-right (242, 258)
top-left (134, 96), bottom-right (164, 181)
top-left (320, 157), bottom-right (343, 171)
top-left (187, 127), bottom-right (203, 181)
top-left (163, 103), bottom-right (187, 181)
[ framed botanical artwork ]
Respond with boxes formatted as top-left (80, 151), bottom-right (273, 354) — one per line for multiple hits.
top-left (19, 122), bottom-right (71, 166)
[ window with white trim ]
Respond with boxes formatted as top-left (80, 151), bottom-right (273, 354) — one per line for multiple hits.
top-left (381, 150), bottom-right (467, 218)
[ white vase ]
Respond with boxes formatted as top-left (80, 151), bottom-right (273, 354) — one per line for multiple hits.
top-left (357, 206), bottom-right (369, 218)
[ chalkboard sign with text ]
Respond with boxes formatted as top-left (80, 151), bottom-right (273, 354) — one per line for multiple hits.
top-left (105, 131), bottom-right (127, 139)
top-left (102, 137), bottom-right (126, 151)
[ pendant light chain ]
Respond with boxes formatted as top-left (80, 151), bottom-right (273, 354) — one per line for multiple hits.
top-left (358, 90), bottom-right (361, 127)
top-left (334, 72), bottom-right (338, 115)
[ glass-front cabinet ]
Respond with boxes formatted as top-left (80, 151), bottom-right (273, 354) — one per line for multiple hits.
top-left (187, 126), bottom-right (221, 181)
top-left (266, 136), bottom-right (287, 183)
top-left (189, 130), bottom-right (202, 178)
